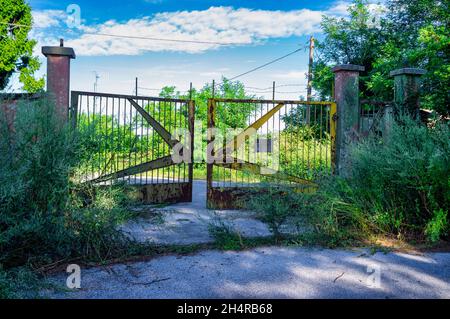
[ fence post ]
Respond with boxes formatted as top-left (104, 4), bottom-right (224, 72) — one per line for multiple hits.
top-left (42, 40), bottom-right (76, 122)
top-left (332, 64), bottom-right (364, 177)
top-left (390, 68), bottom-right (426, 119)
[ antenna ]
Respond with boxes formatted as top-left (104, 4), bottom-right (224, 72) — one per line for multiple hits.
top-left (93, 71), bottom-right (100, 92)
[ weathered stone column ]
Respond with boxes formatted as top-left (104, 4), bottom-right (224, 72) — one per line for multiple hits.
top-left (42, 40), bottom-right (76, 122)
top-left (332, 64), bottom-right (364, 177)
top-left (390, 68), bottom-right (426, 119)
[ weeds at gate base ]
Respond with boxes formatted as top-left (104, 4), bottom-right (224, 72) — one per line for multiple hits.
top-left (243, 115), bottom-right (449, 246)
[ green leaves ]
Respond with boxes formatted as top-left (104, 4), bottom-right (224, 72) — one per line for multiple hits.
top-left (0, 0), bottom-right (44, 92)
top-left (313, 0), bottom-right (449, 115)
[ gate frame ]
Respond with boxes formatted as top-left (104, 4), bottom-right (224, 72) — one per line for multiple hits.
top-left (206, 98), bottom-right (337, 210)
top-left (70, 91), bottom-right (195, 204)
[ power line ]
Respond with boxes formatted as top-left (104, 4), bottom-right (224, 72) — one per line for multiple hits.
top-left (245, 84), bottom-right (307, 91)
top-left (0, 21), bottom-right (242, 46)
top-left (138, 87), bottom-right (161, 91)
top-left (216, 48), bottom-right (302, 86)
top-left (138, 86), bottom-right (190, 94)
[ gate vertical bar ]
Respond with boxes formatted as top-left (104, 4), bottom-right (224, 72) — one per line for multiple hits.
top-left (188, 99), bottom-right (195, 201)
top-left (70, 91), bottom-right (79, 129)
top-left (206, 98), bottom-right (216, 208)
top-left (330, 102), bottom-right (337, 173)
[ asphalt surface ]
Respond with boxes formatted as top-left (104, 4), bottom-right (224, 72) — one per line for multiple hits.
top-left (42, 181), bottom-right (450, 299)
top-left (44, 247), bottom-right (450, 299)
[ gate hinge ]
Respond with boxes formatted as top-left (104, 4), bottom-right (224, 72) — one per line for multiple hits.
top-left (332, 114), bottom-right (339, 121)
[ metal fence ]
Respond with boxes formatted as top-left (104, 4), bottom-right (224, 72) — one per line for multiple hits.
top-left (70, 91), bottom-right (194, 203)
top-left (360, 100), bottom-right (393, 136)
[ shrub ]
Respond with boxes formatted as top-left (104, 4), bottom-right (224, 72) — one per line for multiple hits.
top-left (0, 267), bottom-right (41, 299)
top-left (425, 209), bottom-right (448, 243)
top-left (0, 97), bottom-right (78, 267)
top-left (348, 115), bottom-right (449, 239)
top-left (243, 115), bottom-right (449, 245)
top-left (208, 220), bottom-right (244, 250)
top-left (244, 185), bottom-right (306, 239)
top-left (0, 96), bottom-right (138, 278)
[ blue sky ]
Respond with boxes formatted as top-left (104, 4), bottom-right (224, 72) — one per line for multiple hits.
top-left (23, 0), bottom-right (361, 99)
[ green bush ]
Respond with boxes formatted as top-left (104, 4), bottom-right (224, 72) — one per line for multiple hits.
top-left (0, 267), bottom-right (41, 299)
top-left (348, 115), bottom-right (449, 240)
top-left (0, 97), bottom-right (78, 267)
top-left (244, 115), bottom-right (449, 244)
top-left (0, 97), bottom-right (138, 297)
top-left (208, 220), bottom-right (244, 250)
top-left (425, 209), bottom-right (448, 243)
top-left (245, 186), bottom-right (304, 238)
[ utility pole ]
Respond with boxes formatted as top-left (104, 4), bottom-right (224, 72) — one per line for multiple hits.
top-left (135, 77), bottom-right (138, 96)
top-left (306, 35), bottom-right (315, 124)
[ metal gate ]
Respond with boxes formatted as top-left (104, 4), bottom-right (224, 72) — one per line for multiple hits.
top-left (70, 91), bottom-right (195, 204)
top-left (206, 98), bottom-right (336, 209)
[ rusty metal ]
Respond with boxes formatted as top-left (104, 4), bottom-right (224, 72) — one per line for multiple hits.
top-left (215, 160), bottom-right (316, 185)
top-left (71, 90), bottom-right (195, 204)
top-left (139, 182), bottom-right (192, 204)
top-left (217, 103), bottom-right (284, 155)
top-left (208, 184), bottom-right (318, 210)
top-left (91, 155), bottom-right (175, 184)
top-left (360, 100), bottom-right (392, 136)
top-left (127, 98), bottom-right (179, 148)
top-left (206, 98), bottom-right (336, 209)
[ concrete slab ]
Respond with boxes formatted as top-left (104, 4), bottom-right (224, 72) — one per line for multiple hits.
top-left (119, 180), bottom-right (272, 245)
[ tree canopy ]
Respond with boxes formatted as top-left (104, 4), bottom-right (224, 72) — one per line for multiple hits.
top-left (0, 0), bottom-right (44, 92)
top-left (312, 0), bottom-right (449, 115)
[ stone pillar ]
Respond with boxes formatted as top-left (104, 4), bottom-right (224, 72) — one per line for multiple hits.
top-left (332, 64), bottom-right (365, 177)
top-left (390, 68), bottom-right (426, 119)
top-left (42, 40), bottom-right (76, 122)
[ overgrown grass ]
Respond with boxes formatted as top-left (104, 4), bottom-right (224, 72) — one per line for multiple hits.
top-left (244, 115), bottom-right (449, 246)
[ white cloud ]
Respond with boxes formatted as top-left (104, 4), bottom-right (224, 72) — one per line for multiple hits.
top-left (64, 7), bottom-right (325, 56)
top-left (32, 6), bottom-right (327, 56)
top-left (32, 10), bottom-right (66, 28)
top-left (32, 2), bottom-right (386, 56)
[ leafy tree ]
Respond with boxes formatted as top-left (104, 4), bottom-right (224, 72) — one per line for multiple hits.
top-left (0, 0), bottom-right (44, 92)
top-left (312, 0), bottom-right (385, 100)
top-left (313, 0), bottom-right (449, 115)
top-left (375, 0), bottom-right (450, 115)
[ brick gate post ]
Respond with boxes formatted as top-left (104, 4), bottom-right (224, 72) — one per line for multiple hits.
top-left (390, 68), bottom-right (426, 119)
top-left (42, 40), bottom-right (76, 122)
top-left (332, 64), bottom-right (364, 177)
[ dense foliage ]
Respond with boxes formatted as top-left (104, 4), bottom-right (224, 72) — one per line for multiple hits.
top-left (0, 97), bottom-right (136, 297)
top-left (313, 0), bottom-right (449, 116)
top-left (247, 116), bottom-right (449, 244)
top-left (0, 0), bottom-right (44, 92)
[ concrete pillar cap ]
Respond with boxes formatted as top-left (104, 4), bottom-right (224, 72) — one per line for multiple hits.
top-left (390, 68), bottom-right (426, 77)
top-left (332, 64), bottom-right (365, 73)
top-left (42, 46), bottom-right (76, 59)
